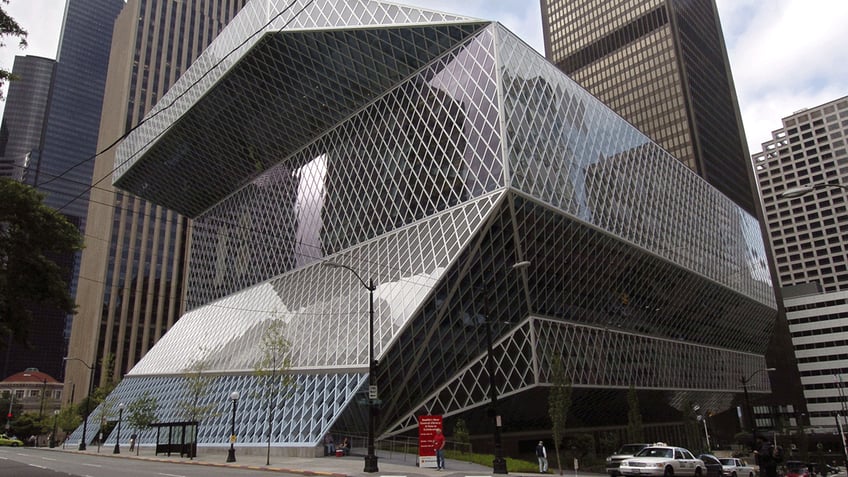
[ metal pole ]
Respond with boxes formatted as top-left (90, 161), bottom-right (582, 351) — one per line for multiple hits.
top-left (113, 404), bottom-right (123, 454)
top-left (742, 378), bottom-right (756, 448)
top-left (226, 394), bottom-right (238, 462)
top-left (485, 316), bottom-right (508, 474)
top-left (364, 278), bottom-right (378, 473)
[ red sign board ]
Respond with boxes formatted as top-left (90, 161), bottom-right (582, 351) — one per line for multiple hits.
top-left (418, 415), bottom-right (442, 468)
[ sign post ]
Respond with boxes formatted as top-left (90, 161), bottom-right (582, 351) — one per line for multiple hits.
top-left (418, 415), bottom-right (443, 469)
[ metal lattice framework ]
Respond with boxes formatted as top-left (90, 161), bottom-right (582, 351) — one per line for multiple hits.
top-left (68, 0), bottom-right (776, 451)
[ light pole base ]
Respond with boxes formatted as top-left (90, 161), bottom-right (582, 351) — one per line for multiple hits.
top-left (364, 454), bottom-right (379, 473)
top-left (226, 447), bottom-right (236, 463)
top-left (78, 442), bottom-right (86, 451)
top-left (113, 444), bottom-right (120, 454)
top-left (493, 456), bottom-right (508, 474)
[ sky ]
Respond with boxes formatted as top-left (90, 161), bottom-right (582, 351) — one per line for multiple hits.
top-left (1, 0), bottom-right (847, 156)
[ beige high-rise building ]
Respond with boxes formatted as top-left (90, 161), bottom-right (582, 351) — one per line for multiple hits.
top-left (65, 0), bottom-right (248, 403)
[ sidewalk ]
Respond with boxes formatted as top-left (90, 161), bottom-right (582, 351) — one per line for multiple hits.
top-left (44, 444), bottom-right (603, 477)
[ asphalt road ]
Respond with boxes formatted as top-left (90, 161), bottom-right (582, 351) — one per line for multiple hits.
top-left (0, 447), bottom-right (303, 477)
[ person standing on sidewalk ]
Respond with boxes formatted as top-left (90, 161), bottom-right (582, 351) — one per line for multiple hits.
top-left (434, 427), bottom-right (446, 471)
top-left (536, 441), bottom-right (548, 473)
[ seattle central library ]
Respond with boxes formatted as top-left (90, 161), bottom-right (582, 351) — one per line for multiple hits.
top-left (70, 0), bottom-right (777, 453)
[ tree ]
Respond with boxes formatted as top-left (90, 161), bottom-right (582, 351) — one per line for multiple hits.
top-left (0, 179), bottom-right (83, 347)
top-left (253, 318), bottom-right (295, 465)
top-left (126, 392), bottom-right (157, 455)
top-left (178, 351), bottom-right (216, 459)
top-left (10, 411), bottom-right (49, 444)
top-left (626, 385), bottom-right (644, 443)
top-left (548, 353), bottom-right (573, 475)
top-left (0, 0), bottom-right (28, 100)
top-left (452, 418), bottom-right (471, 453)
top-left (55, 404), bottom-right (81, 437)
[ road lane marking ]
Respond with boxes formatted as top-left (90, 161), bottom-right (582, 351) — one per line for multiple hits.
top-left (41, 457), bottom-right (57, 461)
top-left (157, 473), bottom-right (186, 477)
top-left (82, 463), bottom-right (103, 467)
top-left (28, 464), bottom-right (47, 469)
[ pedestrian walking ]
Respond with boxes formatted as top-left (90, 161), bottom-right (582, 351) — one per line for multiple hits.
top-left (434, 427), bottom-right (446, 470)
top-left (536, 440), bottom-right (548, 473)
top-left (129, 433), bottom-right (137, 451)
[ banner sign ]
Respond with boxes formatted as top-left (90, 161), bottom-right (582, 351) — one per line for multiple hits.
top-left (418, 415), bottom-right (443, 468)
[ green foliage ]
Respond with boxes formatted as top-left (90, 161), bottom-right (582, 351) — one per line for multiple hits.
top-left (126, 392), bottom-right (157, 454)
top-left (253, 317), bottom-right (295, 459)
top-left (0, 179), bottom-right (83, 347)
top-left (10, 412), bottom-right (49, 439)
top-left (0, 1), bottom-right (28, 100)
top-left (599, 432), bottom-right (620, 457)
top-left (548, 352), bottom-right (573, 475)
top-left (56, 405), bottom-right (81, 434)
top-left (444, 448), bottom-right (539, 473)
top-left (626, 385), bottom-right (644, 443)
top-left (178, 351), bottom-right (217, 423)
top-left (567, 433), bottom-right (597, 459)
top-left (452, 418), bottom-right (471, 452)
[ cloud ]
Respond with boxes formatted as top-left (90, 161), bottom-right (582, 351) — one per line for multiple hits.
top-left (717, 0), bottom-right (848, 153)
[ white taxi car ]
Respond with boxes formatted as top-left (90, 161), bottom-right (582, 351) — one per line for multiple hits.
top-left (619, 444), bottom-right (705, 477)
top-left (719, 457), bottom-right (756, 477)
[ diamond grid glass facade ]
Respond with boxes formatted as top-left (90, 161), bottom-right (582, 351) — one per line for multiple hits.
top-left (68, 0), bottom-right (776, 451)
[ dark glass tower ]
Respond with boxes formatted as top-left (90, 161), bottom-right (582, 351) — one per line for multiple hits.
top-left (0, 0), bottom-right (122, 381)
top-left (0, 56), bottom-right (54, 183)
top-left (540, 0), bottom-right (755, 216)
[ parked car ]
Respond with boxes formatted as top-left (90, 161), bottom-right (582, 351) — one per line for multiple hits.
top-left (0, 434), bottom-right (23, 446)
top-left (619, 444), bottom-right (706, 477)
top-left (719, 457), bottom-right (756, 477)
top-left (699, 454), bottom-right (723, 477)
top-left (608, 444), bottom-right (653, 476)
top-left (785, 461), bottom-right (811, 477)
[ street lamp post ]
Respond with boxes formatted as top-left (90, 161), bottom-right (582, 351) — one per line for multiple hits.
top-left (226, 391), bottom-right (240, 463)
top-left (63, 357), bottom-right (95, 451)
top-left (51, 409), bottom-right (59, 448)
top-left (741, 367), bottom-right (776, 448)
top-left (480, 260), bottom-right (530, 475)
top-left (113, 403), bottom-right (124, 454)
top-left (322, 261), bottom-right (379, 473)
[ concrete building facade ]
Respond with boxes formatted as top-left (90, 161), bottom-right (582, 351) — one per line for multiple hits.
top-left (753, 96), bottom-right (848, 432)
top-left (65, 0), bottom-right (249, 403)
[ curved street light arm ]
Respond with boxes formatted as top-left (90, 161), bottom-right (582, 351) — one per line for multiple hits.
top-left (781, 182), bottom-right (848, 199)
top-left (322, 261), bottom-right (376, 291)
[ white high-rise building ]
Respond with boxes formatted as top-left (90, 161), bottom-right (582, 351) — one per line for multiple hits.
top-left (753, 95), bottom-right (848, 431)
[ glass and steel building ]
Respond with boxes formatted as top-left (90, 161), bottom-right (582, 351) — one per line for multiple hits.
top-left (67, 0), bottom-right (776, 452)
top-left (753, 96), bottom-right (848, 431)
top-left (540, 0), bottom-right (756, 217)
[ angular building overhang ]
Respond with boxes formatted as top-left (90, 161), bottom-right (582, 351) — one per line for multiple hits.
top-left (113, 0), bottom-right (487, 217)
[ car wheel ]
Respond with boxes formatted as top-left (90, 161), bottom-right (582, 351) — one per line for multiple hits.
top-left (665, 467), bottom-right (675, 477)
top-left (733, 472), bottom-right (738, 477)
top-left (695, 467), bottom-right (702, 477)
top-left (11, 442), bottom-right (18, 447)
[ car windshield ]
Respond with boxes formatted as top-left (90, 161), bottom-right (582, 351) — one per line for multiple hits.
top-left (719, 459), bottom-right (735, 465)
top-left (619, 445), bottom-right (647, 454)
top-left (637, 448), bottom-right (673, 459)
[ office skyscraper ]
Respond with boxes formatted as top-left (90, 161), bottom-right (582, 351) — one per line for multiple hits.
top-left (0, 56), bottom-right (54, 183)
top-left (66, 0), bottom-right (248, 400)
top-left (540, 0), bottom-right (755, 216)
top-left (0, 0), bottom-right (123, 381)
top-left (753, 96), bottom-right (848, 431)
